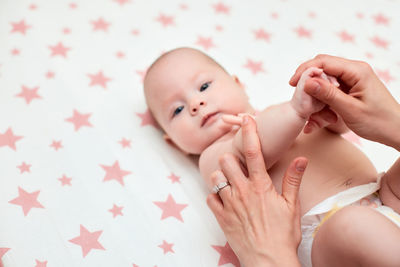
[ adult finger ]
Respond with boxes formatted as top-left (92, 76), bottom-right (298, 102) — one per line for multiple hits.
top-left (241, 115), bottom-right (267, 181)
top-left (206, 193), bottom-right (225, 223)
top-left (219, 154), bottom-right (246, 189)
top-left (210, 169), bottom-right (232, 204)
top-left (289, 55), bottom-right (349, 86)
top-left (281, 157), bottom-right (308, 207)
top-left (304, 78), bottom-right (360, 120)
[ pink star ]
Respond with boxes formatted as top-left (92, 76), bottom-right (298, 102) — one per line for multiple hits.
top-left (0, 248), bottom-right (11, 266)
top-left (212, 242), bottom-right (240, 267)
top-left (10, 20), bottom-right (31, 35)
top-left (356, 12), bottom-right (364, 19)
top-left (254, 28), bottom-right (271, 42)
top-left (50, 140), bottom-right (63, 150)
top-left (168, 173), bottom-right (181, 184)
top-left (69, 2), bottom-right (77, 9)
top-left (35, 259), bottom-right (47, 267)
top-left (88, 71), bottom-right (112, 89)
top-left (376, 69), bottom-right (395, 83)
top-left (213, 3), bottom-right (230, 14)
top-left (9, 187), bottom-right (45, 216)
top-left (370, 36), bottom-right (389, 49)
top-left (65, 109), bottom-right (93, 131)
top-left (337, 30), bottom-right (354, 43)
top-left (180, 3), bottom-right (188, 10)
top-left (58, 175), bottom-right (72, 186)
top-left (196, 36), bottom-right (216, 50)
top-left (29, 4), bottom-right (38, 10)
top-left (69, 225), bottom-right (105, 257)
top-left (243, 59), bottom-right (265, 75)
top-left (63, 27), bottom-right (71, 34)
top-left (11, 48), bottom-right (20, 56)
top-left (215, 25), bottom-right (223, 31)
top-left (131, 29), bottom-right (140, 35)
top-left (294, 26), bottom-right (312, 38)
top-left (100, 161), bottom-right (131, 186)
top-left (116, 51), bottom-right (125, 58)
top-left (91, 17), bottom-right (110, 32)
top-left (373, 13), bottom-right (389, 25)
top-left (342, 131), bottom-right (362, 146)
top-left (158, 240), bottom-right (174, 254)
top-left (271, 12), bottom-right (279, 19)
top-left (113, 0), bottom-right (131, 5)
top-left (46, 71), bottom-right (55, 79)
top-left (119, 138), bottom-right (131, 148)
top-left (308, 11), bottom-right (316, 18)
top-left (156, 14), bottom-right (175, 27)
top-left (17, 162), bottom-right (31, 173)
top-left (154, 194), bottom-right (188, 222)
top-left (136, 109), bottom-right (159, 128)
top-left (0, 128), bottom-right (23, 151)
top-left (109, 204), bottom-right (123, 218)
top-left (49, 42), bottom-right (71, 58)
top-left (365, 52), bottom-right (374, 59)
top-left (15, 85), bottom-right (41, 104)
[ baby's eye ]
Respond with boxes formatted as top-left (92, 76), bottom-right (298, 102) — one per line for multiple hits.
top-left (173, 106), bottom-right (184, 117)
top-left (200, 82), bottom-right (211, 92)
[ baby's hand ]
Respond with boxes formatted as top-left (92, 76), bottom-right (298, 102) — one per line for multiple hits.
top-left (222, 113), bottom-right (256, 127)
top-left (291, 67), bottom-right (339, 119)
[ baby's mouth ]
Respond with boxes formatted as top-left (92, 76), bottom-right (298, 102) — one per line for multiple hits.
top-left (201, 112), bottom-right (219, 127)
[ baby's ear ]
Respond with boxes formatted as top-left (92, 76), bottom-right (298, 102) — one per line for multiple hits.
top-left (163, 134), bottom-right (189, 155)
top-left (232, 75), bottom-right (245, 89)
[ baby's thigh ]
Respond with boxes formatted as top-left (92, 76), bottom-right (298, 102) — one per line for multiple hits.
top-left (311, 205), bottom-right (400, 267)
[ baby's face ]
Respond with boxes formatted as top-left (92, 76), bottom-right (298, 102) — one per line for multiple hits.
top-left (145, 49), bottom-right (252, 155)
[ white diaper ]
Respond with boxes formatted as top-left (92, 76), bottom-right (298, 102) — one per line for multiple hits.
top-left (298, 174), bottom-right (400, 267)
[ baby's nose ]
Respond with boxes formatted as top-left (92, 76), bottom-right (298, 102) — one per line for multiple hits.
top-left (190, 100), bottom-right (205, 114)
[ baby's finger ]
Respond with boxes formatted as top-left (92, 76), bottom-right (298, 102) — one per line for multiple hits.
top-left (222, 114), bottom-right (242, 125)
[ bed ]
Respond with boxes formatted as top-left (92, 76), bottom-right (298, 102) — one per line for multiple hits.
top-left (1, 0), bottom-right (399, 266)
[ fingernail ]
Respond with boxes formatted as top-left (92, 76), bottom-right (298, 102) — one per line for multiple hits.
top-left (308, 81), bottom-right (321, 95)
top-left (242, 115), bottom-right (249, 125)
top-left (296, 160), bottom-right (306, 172)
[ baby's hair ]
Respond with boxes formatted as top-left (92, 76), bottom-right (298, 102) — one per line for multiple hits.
top-left (144, 47), bottom-right (228, 82)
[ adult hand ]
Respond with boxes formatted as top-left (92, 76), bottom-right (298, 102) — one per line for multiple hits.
top-left (207, 115), bottom-right (307, 267)
top-left (289, 54), bottom-right (400, 151)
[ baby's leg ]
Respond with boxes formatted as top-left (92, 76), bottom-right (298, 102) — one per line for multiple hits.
top-left (311, 205), bottom-right (400, 267)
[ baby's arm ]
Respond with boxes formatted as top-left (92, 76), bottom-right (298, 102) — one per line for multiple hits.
top-left (232, 68), bottom-right (329, 169)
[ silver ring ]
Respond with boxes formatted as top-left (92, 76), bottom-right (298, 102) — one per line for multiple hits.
top-left (212, 181), bottom-right (230, 194)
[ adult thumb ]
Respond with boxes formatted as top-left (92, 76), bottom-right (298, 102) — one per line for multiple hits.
top-left (304, 78), bottom-right (356, 119)
top-left (282, 157), bottom-right (308, 207)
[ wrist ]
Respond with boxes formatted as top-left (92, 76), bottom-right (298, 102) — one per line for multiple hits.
top-left (243, 249), bottom-right (300, 267)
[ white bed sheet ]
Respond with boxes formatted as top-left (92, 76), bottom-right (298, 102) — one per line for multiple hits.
top-left (0, 0), bottom-right (399, 266)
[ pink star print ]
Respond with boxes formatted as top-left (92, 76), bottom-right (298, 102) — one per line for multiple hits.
top-left (0, 128), bottom-right (23, 151)
top-left (113, 0), bottom-right (131, 5)
top-left (69, 225), bottom-right (105, 257)
top-left (100, 160), bottom-right (131, 186)
top-left (119, 138), bottom-right (131, 148)
top-left (15, 85), bottom-right (41, 104)
top-left (58, 175), bottom-right (72, 186)
top-left (243, 59), bottom-right (265, 75)
top-left (91, 17), bottom-right (110, 32)
top-left (0, 248), bottom-right (10, 267)
top-left (168, 173), bottom-right (181, 184)
top-left (294, 26), bottom-right (312, 38)
top-left (34, 259), bottom-right (47, 267)
top-left (356, 12), bottom-right (364, 19)
top-left (154, 194), bottom-right (188, 222)
top-left (10, 20), bottom-right (31, 34)
top-left (116, 51), bottom-right (125, 59)
top-left (49, 42), bottom-right (71, 57)
top-left (69, 3), bottom-right (77, 9)
top-left (50, 140), bottom-right (63, 150)
top-left (65, 109), bottom-right (93, 131)
top-left (136, 109), bottom-right (159, 128)
top-left (376, 69), bottom-right (395, 83)
top-left (373, 13), bottom-right (389, 26)
top-left (370, 36), bottom-right (389, 49)
top-left (88, 71), bottom-right (112, 89)
top-left (254, 29), bottom-right (271, 42)
top-left (17, 162), bottom-right (31, 173)
top-left (213, 3), bottom-right (230, 14)
top-left (135, 69), bottom-right (147, 83)
top-left (11, 48), bottom-right (20, 56)
top-left (46, 71), bottom-right (55, 79)
top-left (158, 240), bottom-right (174, 254)
top-left (196, 36), bottom-right (216, 50)
top-left (156, 14), bottom-right (175, 27)
top-left (212, 242), bottom-right (240, 267)
top-left (9, 187), bottom-right (45, 216)
top-left (29, 4), bottom-right (37, 10)
top-left (109, 204), bottom-right (123, 218)
top-left (337, 31), bottom-right (354, 43)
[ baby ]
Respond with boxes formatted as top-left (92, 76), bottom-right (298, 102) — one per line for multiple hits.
top-left (144, 47), bottom-right (400, 267)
